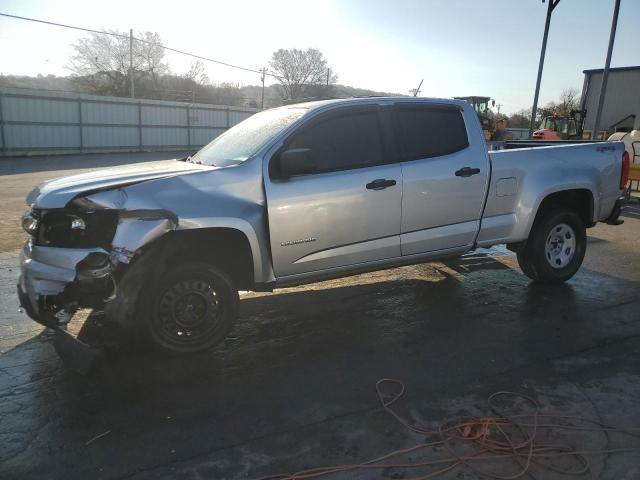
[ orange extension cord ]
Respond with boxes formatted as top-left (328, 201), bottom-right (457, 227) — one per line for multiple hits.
top-left (256, 379), bottom-right (640, 480)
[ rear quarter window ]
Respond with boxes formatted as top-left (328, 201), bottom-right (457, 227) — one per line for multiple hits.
top-left (395, 106), bottom-right (469, 161)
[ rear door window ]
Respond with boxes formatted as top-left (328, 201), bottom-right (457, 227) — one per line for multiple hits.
top-left (394, 105), bottom-right (469, 161)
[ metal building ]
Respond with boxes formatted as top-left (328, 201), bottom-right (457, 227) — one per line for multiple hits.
top-left (580, 66), bottom-right (640, 138)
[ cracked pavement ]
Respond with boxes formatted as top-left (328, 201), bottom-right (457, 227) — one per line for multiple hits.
top-left (1, 154), bottom-right (640, 479)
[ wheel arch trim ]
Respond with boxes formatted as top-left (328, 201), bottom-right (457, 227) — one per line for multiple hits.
top-left (173, 217), bottom-right (272, 286)
top-left (524, 185), bottom-right (597, 238)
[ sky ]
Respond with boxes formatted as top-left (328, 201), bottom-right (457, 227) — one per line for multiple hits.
top-left (0, 0), bottom-right (638, 114)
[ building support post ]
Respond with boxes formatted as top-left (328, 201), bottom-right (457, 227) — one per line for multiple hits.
top-left (186, 105), bottom-right (191, 148)
top-left (138, 101), bottom-right (143, 152)
top-left (0, 90), bottom-right (6, 156)
top-left (591, 0), bottom-right (621, 140)
top-left (529, 0), bottom-right (560, 138)
top-left (77, 97), bottom-right (83, 153)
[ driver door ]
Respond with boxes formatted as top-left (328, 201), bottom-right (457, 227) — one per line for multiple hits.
top-left (263, 105), bottom-right (402, 278)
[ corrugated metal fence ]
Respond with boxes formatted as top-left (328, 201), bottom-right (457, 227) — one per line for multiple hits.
top-left (0, 87), bottom-right (258, 157)
top-left (505, 128), bottom-right (530, 140)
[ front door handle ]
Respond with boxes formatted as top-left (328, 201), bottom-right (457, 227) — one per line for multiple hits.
top-left (455, 167), bottom-right (481, 177)
top-left (366, 178), bottom-right (397, 190)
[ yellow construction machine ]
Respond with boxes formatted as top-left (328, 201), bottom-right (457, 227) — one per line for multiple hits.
top-left (454, 96), bottom-right (512, 141)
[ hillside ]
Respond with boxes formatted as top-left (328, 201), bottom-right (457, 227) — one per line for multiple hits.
top-left (0, 74), bottom-right (401, 108)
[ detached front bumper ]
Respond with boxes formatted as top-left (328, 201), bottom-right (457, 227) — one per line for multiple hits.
top-left (17, 240), bottom-right (114, 328)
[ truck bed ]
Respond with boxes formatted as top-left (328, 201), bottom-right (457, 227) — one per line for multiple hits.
top-left (476, 141), bottom-right (625, 248)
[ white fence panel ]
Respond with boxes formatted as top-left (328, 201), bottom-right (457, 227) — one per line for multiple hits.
top-left (0, 87), bottom-right (258, 156)
top-left (505, 128), bottom-right (530, 140)
top-left (82, 102), bottom-right (138, 125)
top-left (191, 108), bottom-right (228, 128)
top-left (230, 110), bottom-right (252, 126)
top-left (5, 124), bottom-right (80, 149)
top-left (142, 127), bottom-right (188, 147)
top-left (190, 127), bottom-right (226, 146)
top-left (83, 126), bottom-right (139, 148)
top-left (141, 105), bottom-right (187, 126)
top-left (4, 96), bottom-right (78, 123)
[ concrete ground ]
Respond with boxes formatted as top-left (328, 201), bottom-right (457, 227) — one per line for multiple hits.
top-left (1, 153), bottom-right (640, 480)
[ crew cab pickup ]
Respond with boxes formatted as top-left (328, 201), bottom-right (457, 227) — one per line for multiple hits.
top-left (18, 97), bottom-right (630, 354)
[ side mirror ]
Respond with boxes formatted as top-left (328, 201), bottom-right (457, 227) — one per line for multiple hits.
top-left (278, 148), bottom-right (315, 177)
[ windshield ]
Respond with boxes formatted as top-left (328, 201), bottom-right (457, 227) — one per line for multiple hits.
top-left (541, 117), bottom-right (557, 130)
top-left (475, 101), bottom-right (488, 113)
top-left (191, 107), bottom-right (306, 167)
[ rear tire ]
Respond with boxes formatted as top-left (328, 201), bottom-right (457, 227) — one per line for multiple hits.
top-left (516, 208), bottom-right (586, 283)
top-left (144, 263), bottom-right (239, 354)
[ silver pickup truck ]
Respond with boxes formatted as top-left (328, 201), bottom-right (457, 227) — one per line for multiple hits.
top-left (18, 97), bottom-right (629, 354)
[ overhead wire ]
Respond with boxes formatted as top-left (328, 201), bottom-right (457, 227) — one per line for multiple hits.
top-left (0, 12), bottom-right (279, 78)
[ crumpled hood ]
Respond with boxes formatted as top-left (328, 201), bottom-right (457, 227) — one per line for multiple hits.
top-left (27, 160), bottom-right (212, 208)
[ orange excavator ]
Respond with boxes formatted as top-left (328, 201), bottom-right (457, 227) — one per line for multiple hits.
top-left (532, 109), bottom-right (586, 140)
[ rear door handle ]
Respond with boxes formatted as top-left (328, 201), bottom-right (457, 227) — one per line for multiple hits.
top-left (366, 178), bottom-right (397, 190)
top-left (455, 167), bottom-right (481, 177)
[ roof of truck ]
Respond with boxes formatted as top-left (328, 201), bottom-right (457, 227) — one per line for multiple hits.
top-left (277, 96), bottom-right (465, 111)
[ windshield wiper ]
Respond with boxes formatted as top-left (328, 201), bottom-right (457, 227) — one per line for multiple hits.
top-left (178, 150), bottom-right (200, 163)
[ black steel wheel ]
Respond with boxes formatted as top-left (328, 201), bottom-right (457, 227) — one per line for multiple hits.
top-left (146, 263), bottom-right (239, 354)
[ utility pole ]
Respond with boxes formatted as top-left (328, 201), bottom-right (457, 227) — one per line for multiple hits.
top-left (410, 79), bottom-right (423, 97)
top-left (591, 0), bottom-right (621, 140)
top-left (529, 0), bottom-right (560, 138)
top-left (326, 68), bottom-right (330, 87)
top-left (260, 67), bottom-right (266, 110)
top-left (129, 28), bottom-right (134, 99)
top-left (495, 103), bottom-right (503, 115)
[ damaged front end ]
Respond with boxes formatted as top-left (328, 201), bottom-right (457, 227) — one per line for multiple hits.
top-left (17, 190), bottom-right (177, 328)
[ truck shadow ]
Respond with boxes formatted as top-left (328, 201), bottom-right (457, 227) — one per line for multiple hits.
top-left (6, 255), bottom-right (635, 389)
top-left (56, 255), bottom-right (632, 384)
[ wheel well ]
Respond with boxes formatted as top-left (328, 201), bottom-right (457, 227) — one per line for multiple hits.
top-left (155, 228), bottom-right (254, 290)
top-left (534, 189), bottom-right (594, 228)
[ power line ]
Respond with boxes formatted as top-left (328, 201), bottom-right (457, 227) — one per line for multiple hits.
top-left (0, 11), bottom-right (277, 77)
top-left (0, 12), bottom-right (129, 38)
top-left (148, 43), bottom-right (267, 76)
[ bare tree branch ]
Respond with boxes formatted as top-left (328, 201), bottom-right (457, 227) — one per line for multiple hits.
top-left (269, 48), bottom-right (337, 100)
top-left (67, 29), bottom-right (168, 96)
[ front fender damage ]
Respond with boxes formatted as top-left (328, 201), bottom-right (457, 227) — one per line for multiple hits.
top-left (19, 189), bottom-right (178, 328)
top-left (79, 188), bottom-right (178, 264)
top-left (110, 210), bottom-right (178, 263)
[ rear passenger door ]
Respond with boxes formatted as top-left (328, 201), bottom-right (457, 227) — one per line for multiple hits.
top-left (394, 103), bottom-right (489, 255)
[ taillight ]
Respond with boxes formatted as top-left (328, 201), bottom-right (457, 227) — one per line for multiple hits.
top-left (620, 150), bottom-right (630, 189)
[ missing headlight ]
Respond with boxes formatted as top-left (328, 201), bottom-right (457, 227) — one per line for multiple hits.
top-left (36, 210), bottom-right (118, 248)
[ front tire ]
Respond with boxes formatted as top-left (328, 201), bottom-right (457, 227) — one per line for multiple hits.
top-left (517, 208), bottom-right (586, 283)
top-left (145, 263), bottom-right (239, 354)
